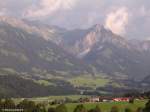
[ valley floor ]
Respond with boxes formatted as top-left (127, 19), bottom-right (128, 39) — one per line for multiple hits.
top-left (12, 95), bottom-right (148, 112)
top-left (65, 100), bottom-right (147, 112)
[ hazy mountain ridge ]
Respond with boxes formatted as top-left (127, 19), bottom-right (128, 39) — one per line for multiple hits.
top-left (0, 19), bottom-right (93, 79)
top-left (58, 24), bottom-right (150, 79)
top-left (0, 16), bottom-right (150, 96)
top-left (60, 24), bottom-right (138, 57)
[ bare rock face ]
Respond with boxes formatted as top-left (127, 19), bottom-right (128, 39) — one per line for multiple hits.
top-left (57, 24), bottom-right (150, 80)
top-left (60, 24), bottom-right (130, 58)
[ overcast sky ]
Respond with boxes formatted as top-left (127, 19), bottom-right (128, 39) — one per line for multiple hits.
top-left (0, 0), bottom-right (150, 39)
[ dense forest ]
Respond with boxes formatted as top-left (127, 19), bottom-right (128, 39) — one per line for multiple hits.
top-left (0, 75), bottom-right (78, 98)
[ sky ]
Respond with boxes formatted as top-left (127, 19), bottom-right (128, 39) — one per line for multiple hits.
top-left (0, 0), bottom-right (150, 39)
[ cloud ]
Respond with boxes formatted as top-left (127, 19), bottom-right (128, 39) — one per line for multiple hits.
top-left (0, 0), bottom-right (150, 39)
top-left (105, 7), bottom-right (129, 35)
top-left (139, 6), bottom-right (146, 16)
top-left (23, 0), bottom-right (77, 19)
top-left (0, 8), bottom-right (8, 16)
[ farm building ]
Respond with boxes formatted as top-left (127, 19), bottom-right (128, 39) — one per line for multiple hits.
top-left (113, 97), bottom-right (130, 102)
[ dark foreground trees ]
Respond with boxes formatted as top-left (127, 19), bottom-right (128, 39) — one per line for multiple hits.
top-left (1, 98), bottom-right (150, 112)
top-left (0, 99), bottom-right (46, 112)
top-left (0, 99), bottom-right (15, 109)
top-left (143, 100), bottom-right (150, 112)
top-left (74, 104), bottom-right (87, 112)
top-left (110, 106), bottom-right (119, 112)
top-left (136, 107), bottom-right (143, 112)
top-left (88, 105), bottom-right (101, 112)
top-left (55, 104), bottom-right (68, 112)
top-left (48, 108), bottom-right (56, 112)
top-left (17, 99), bottom-right (46, 112)
top-left (125, 108), bottom-right (132, 112)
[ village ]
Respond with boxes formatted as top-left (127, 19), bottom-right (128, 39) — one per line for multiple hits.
top-left (78, 96), bottom-right (144, 103)
top-left (48, 96), bottom-right (145, 105)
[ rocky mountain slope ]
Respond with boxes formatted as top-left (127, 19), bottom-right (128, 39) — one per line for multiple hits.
top-left (0, 16), bottom-right (150, 97)
top-left (59, 24), bottom-right (150, 79)
top-left (0, 17), bottom-right (93, 79)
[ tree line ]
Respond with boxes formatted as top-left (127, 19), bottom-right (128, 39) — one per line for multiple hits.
top-left (48, 99), bottom-right (150, 112)
top-left (0, 99), bottom-right (150, 112)
top-left (0, 99), bottom-right (46, 112)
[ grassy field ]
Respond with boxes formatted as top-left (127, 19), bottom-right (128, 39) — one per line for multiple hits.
top-left (28, 95), bottom-right (88, 102)
top-left (12, 96), bottom-right (148, 112)
top-left (12, 95), bottom-right (89, 104)
top-left (34, 79), bottom-right (54, 86)
top-left (65, 100), bottom-right (147, 112)
top-left (68, 75), bottom-right (110, 88)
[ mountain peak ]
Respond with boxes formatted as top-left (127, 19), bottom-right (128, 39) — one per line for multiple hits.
top-left (90, 24), bottom-right (104, 32)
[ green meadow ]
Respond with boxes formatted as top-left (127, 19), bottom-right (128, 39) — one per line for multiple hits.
top-left (68, 75), bottom-right (110, 88)
top-left (65, 100), bottom-right (147, 112)
top-left (12, 96), bottom-right (148, 112)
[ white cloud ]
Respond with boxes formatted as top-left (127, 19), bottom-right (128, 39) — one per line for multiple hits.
top-left (140, 6), bottom-right (146, 16)
top-left (23, 0), bottom-right (77, 19)
top-left (0, 8), bottom-right (8, 16)
top-left (105, 7), bottom-right (129, 35)
top-left (1, 0), bottom-right (150, 39)
top-left (87, 12), bottom-right (98, 26)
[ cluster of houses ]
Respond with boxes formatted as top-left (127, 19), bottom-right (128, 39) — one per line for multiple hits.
top-left (89, 97), bottom-right (130, 102)
top-left (79, 96), bottom-right (144, 103)
top-left (47, 95), bottom-right (145, 105)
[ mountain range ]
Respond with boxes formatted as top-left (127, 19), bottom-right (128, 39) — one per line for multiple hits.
top-left (0, 16), bottom-right (150, 97)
